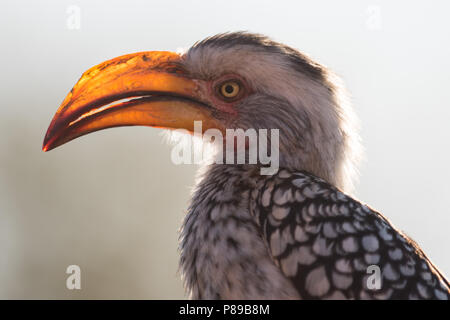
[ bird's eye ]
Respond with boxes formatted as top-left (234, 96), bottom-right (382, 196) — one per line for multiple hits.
top-left (219, 81), bottom-right (240, 99)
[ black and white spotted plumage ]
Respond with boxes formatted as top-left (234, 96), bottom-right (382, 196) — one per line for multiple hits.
top-left (180, 165), bottom-right (449, 299)
top-left (251, 168), bottom-right (450, 300)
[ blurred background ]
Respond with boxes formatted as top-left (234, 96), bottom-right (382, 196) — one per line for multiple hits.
top-left (1, 0), bottom-right (449, 299)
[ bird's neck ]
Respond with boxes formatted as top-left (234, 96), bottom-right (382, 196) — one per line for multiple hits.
top-left (179, 164), bottom-right (298, 299)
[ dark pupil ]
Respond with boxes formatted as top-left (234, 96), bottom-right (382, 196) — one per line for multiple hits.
top-left (225, 84), bottom-right (234, 94)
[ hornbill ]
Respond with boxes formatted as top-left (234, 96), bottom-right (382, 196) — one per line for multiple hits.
top-left (43, 32), bottom-right (449, 299)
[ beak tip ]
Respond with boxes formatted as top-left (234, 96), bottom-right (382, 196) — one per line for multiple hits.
top-left (42, 132), bottom-right (50, 152)
top-left (42, 134), bottom-right (54, 152)
top-left (42, 124), bottom-right (58, 152)
top-left (43, 138), bottom-right (59, 152)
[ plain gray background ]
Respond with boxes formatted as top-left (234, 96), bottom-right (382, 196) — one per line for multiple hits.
top-left (0, 0), bottom-right (449, 299)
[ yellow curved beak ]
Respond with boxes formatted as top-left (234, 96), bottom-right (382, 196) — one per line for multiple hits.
top-left (43, 51), bottom-right (221, 152)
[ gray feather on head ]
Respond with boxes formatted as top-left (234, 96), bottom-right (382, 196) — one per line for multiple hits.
top-left (183, 31), bottom-right (362, 192)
